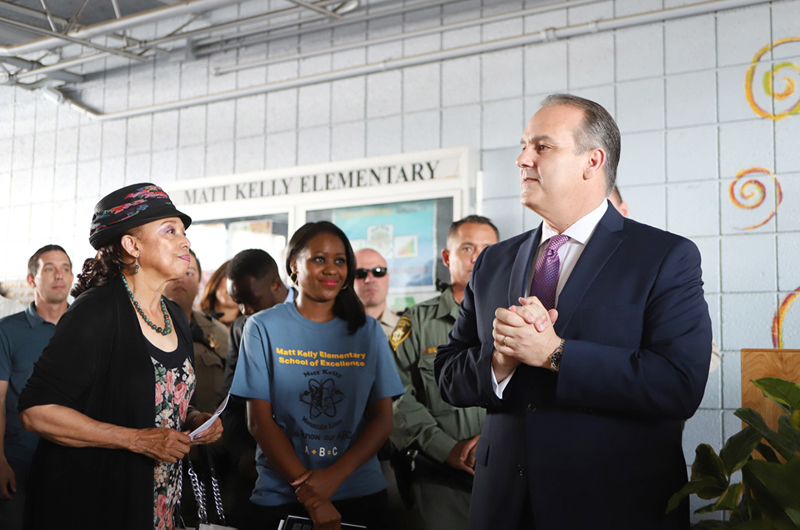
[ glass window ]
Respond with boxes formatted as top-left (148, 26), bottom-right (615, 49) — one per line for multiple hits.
top-left (307, 198), bottom-right (453, 307)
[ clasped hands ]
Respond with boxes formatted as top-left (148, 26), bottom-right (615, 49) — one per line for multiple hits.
top-left (492, 296), bottom-right (563, 382)
top-left (291, 467), bottom-right (345, 530)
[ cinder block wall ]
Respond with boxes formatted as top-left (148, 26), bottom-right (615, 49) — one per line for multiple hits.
top-left (2, 0), bottom-right (799, 520)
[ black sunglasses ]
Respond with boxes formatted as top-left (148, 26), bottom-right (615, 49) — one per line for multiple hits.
top-left (355, 267), bottom-right (388, 279)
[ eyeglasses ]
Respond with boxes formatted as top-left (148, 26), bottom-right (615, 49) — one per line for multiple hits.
top-left (355, 267), bottom-right (388, 279)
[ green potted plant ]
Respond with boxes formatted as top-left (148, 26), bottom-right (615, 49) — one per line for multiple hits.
top-left (668, 377), bottom-right (800, 529)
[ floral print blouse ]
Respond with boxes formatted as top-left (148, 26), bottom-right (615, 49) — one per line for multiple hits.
top-left (151, 355), bottom-right (195, 530)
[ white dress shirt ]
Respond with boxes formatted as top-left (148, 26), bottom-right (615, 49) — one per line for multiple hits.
top-left (492, 200), bottom-right (609, 398)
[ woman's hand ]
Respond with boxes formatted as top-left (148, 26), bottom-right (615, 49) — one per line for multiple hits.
top-left (306, 500), bottom-right (341, 530)
top-left (130, 427), bottom-right (191, 462)
top-left (291, 467), bottom-right (346, 507)
top-left (185, 412), bottom-right (223, 444)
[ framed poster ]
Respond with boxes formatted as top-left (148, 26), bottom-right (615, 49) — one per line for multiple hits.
top-left (308, 198), bottom-right (453, 290)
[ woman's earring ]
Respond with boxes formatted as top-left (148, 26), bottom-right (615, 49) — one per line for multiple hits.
top-left (290, 271), bottom-right (297, 284)
top-left (134, 258), bottom-right (139, 274)
top-left (341, 283), bottom-right (348, 290)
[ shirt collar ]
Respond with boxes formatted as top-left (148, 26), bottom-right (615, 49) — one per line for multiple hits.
top-left (435, 286), bottom-right (460, 320)
top-left (539, 200), bottom-right (608, 247)
top-left (24, 302), bottom-right (49, 328)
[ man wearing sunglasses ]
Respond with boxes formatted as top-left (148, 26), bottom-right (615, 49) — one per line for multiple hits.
top-left (389, 215), bottom-right (499, 530)
top-left (354, 249), bottom-right (399, 339)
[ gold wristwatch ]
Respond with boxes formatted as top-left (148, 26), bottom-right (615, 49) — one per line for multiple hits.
top-left (549, 338), bottom-right (566, 372)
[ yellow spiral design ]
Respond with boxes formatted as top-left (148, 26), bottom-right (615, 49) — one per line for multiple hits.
top-left (746, 37), bottom-right (800, 120)
top-left (773, 288), bottom-right (800, 348)
top-left (729, 168), bottom-right (783, 230)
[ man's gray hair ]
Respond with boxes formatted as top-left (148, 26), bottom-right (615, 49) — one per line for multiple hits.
top-left (540, 94), bottom-right (621, 194)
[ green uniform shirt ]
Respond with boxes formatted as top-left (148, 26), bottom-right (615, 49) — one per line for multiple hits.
top-left (389, 287), bottom-right (485, 463)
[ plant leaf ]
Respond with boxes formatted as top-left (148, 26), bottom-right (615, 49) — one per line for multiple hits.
top-left (695, 502), bottom-right (721, 514)
top-left (667, 476), bottom-right (720, 514)
top-left (791, 410), bottom-right (800, 432)
top-left (721, 426), bottom-right (763, 476)
top-left (736, 408), bottom-right (797, 461)
top-left (691, 520), bottom-right (736, 529)
top-left (742, 458), bottom-right (800, 530)
top-left (756, 442), bottom-right (781, 463)
top-left (777, 415), bottom-right (800, 454)
top-left (714, 482), bottom-right (744, 511)
top-left (751, 377), bottom-right (800, 415)
top-left (690, 444), bottom-right (730, 499)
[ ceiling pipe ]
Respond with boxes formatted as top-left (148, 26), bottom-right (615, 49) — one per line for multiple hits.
top-left (44, 0), bottom-right (775, 121)
top-left (212, 0), bottom-right (609, 75)
top-left (0, 0), bottom-right (249, 57)
top-left (189, 0), bottom-right (461, 57)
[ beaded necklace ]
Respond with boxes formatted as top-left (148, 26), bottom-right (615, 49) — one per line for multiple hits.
top-left (121, 274), bottom-right (173, 336)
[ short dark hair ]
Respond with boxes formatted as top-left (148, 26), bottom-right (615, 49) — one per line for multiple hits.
top-left (28, 244), bottom-right (71, 277)
top-left (540, 94), bottom-right (621, 194)
top-left (286, 221), bottom-right (365, 334)
top-left (447, 215), bottom-right (500, 245)
top-left (189, 249), bottom-right (201, 277)
top-left (227, 249), bottom-right (279, 282)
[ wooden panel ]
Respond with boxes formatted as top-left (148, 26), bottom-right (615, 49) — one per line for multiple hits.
top-left (741, 349), bottom-right (800, 431)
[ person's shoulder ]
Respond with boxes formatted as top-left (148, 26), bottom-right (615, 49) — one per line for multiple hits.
top-left (0, 309), bottom-right (28, 329)
top-left (620, 218), bottom-right (697, 251)
top-left (402, 294), bottom-right (440, 319)
top-left (247, 302), bottom-right (291, 328)
top-left (67, 280), bottom-right (119, 318)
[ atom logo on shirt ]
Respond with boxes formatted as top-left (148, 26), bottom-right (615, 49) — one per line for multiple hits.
top-left (299, 378), bottom-right (345, 419)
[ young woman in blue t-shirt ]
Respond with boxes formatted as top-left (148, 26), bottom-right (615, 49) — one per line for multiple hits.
top-left (231, 221), bottom-right (404, 530)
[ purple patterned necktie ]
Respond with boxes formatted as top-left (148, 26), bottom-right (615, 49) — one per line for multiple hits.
top-left (529, 234), bottom-right (570, 311)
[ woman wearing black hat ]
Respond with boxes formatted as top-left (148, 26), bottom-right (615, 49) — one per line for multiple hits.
top-left (18, 183), bottom-right (223, 530)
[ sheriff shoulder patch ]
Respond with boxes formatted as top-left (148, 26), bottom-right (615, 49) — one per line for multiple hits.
top-left (390, 317), bottom-right (412, 351)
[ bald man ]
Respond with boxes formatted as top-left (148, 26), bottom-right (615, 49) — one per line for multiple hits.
top-left (354, 248), bottom-right (399, 339)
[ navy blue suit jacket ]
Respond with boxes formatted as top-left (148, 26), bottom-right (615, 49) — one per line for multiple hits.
top-left (435, 203), bottom-right (712, 530)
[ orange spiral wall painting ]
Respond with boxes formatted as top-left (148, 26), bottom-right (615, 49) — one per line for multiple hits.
top-left (745, 37), bottom-right (800, 120)
top-left (728, 168), bottom-right (783, 230)
top-left (772, 288), bottom-right (800, 348)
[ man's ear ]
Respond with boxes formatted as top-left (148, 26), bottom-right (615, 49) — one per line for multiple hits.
top-left (26, 273), bottom-right (36, 289)
top-left (584, 148), bottom-right (606, 181)
top-left (442, 248), bottom-right (451, 268)
top-left (271, 275), bottom-right (284, 292)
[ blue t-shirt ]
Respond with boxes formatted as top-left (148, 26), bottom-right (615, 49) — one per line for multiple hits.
top-left (0, 303), bottom-right (57, 469)
top-left (230, 302), bottom-right (404, 506)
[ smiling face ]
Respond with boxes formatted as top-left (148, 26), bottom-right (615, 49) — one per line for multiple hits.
top-left (163, 252), bottom-right (200, 313)
top-left (126, 216), bottom-right (191, 282)
top-left (517, 104), bottom-right (601, 224)
top-left (291, 232), bottom-right (348, 305)
top-left (27, 250), bottom-right (73, 305)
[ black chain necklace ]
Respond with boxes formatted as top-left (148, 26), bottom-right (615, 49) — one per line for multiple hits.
top-left (121, 274), bottom-right (172, 335)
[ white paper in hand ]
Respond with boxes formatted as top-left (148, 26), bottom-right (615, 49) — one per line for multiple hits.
top-left (190, 392), bottom-right (230, 438)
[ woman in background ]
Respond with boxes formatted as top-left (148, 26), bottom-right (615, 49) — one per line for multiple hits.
top-left (200, 260), bottom-right (240, 328)
top-left (231, 221), bottom-right (403, 530)
top-left (19, 183), bottom-right (222, 529)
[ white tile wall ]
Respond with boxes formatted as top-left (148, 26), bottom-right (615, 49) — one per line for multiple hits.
top-left (4, 2), bottom-right (800, 521)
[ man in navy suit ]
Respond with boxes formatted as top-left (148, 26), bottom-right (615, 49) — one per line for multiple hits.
top-left (435, 94), bottom-right (712, 529)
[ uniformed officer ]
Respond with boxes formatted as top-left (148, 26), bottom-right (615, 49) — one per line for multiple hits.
top-left (389, 215), bottom-right (499, 530)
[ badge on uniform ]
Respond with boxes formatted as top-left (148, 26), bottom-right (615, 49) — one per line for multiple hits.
top-left (390, 317), bottom-right (412, 351)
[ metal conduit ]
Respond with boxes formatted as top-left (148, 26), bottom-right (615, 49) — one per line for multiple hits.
top-left (47, 0), bottom-right (775, 121)
top-left (0, 0), bottom-right (259, 56)
top-left (211, 0), bottom-right (611, 75)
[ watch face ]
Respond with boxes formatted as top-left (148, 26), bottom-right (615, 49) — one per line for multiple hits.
top-left (550, 351), bottom-right (562, 371)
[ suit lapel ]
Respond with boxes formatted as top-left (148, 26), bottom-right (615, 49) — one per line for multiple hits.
top-left (554, 202), bottom-right (624, 335)
top-left (509, 226), bottom-right (542, 307)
